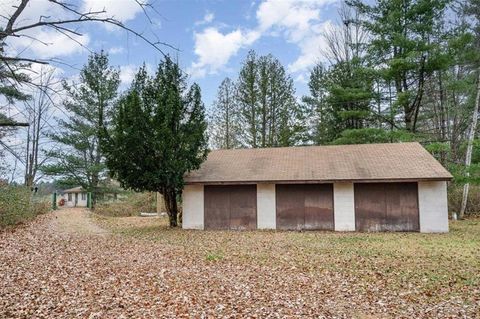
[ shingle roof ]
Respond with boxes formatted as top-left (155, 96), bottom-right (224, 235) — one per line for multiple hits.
top-left (62, 186), bottom-right (84, 193)
top-left (184, 142), bottom-right (452, 184)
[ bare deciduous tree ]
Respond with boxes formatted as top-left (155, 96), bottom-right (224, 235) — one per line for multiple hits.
top-left (23, 67), bottom-right (59, 187)
top-left (0, 0), bottom-right (174, 103)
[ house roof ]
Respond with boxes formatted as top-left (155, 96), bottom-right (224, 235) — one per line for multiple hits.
top-left (62, 186), bottom-right (85, 193)
top-left (184, 142), bottom-right (452, 184)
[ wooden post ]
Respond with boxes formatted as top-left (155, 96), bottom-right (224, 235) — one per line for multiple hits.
top-left (52, 192), bottom-right (57, 210)
top-left (87, 192), bottom-right (92, 209)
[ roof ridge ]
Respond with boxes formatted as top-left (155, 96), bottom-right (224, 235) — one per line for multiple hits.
top-left (209, 142), bottom-right (421, 153)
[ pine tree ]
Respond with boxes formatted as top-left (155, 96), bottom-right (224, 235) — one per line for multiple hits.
top-left (209, 77), bottom-right (241, 149)
top-left (42, 51), bottom-right (120, 202)
top-left (236, 51), bottom-right (305, 147)
top-left (102, 58), bottom-right (208, 227)
top-left (237, 50), bottom-right (259, 147)
top-left (302, 64), bottom-right (335, 144)
top-left (348, 0), bottom-right (449, 132)
top-left (266, 56), bottom-right (305, 147)
top-left (303, 59), bottom-right (376, 144)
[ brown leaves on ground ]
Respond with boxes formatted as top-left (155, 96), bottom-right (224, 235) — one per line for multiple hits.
top-left (0, 209), bottom-right (479, 318)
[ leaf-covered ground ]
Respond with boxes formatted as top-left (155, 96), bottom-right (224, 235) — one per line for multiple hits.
top-left (1, 209), bottom-right (479, 318)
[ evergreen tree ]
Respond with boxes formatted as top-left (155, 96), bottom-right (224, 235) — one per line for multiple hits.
top-left (102, 58), bottom-right (208, 227)
top-left (209, 77), bottom-right (241, 149)
top-left (236, 51), bottom-right (305, 147)
top-left (237, 50), bottom-right (259, 147)
top-left (42, 51), bottom-right (120, 202)
top-left (303, 64), bottom-right (336, 144)
top-left (303, 59), bottom-right (376, 145)
top-left (265, 56), bottom-right (305, 147)
top-left (348, 0), bottom-right (449, 132)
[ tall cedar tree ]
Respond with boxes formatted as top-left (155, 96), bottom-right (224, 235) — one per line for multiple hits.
top-left (209, 77), bottom-right (241, 149)
top-left (42, 51), bottom-right (119, 202)
top-left (348, 0), bottom-right (448, 132)
top-left (236, 51), bottom-right (304, 147)
top-left (103, 58), bottom-right (208, 227)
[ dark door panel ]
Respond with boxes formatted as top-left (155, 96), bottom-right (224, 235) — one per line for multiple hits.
top-left (355, 183), bottom-right (386, 231)
top-left (204, 186), bottom-right (230, 230)
top-left (229, 185), bottom-right (257, 230)
top-left (355, 183), bottom-right (419, 232)
top-left (276, 184), bottom-right (334, 230)
top-left (204, 185), bottom-right (257, 230)
top-left (276, 184), bottom-right (305, 230)
top-left (304, 184), bottom-right (334, 230)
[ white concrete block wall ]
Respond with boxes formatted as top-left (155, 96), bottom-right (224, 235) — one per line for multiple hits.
top-left (333, 182), bottom-right (356, 231)
top-left (63, 193), bottom-right (87, 207)
top-left (182, 184), bottom-right (204, 229)
top-left (257, 183), bottom-right (276, 229)
top-left (418, 181), bottom-right (449, 233)
top-left (77, 195), bottom-right (87, 207)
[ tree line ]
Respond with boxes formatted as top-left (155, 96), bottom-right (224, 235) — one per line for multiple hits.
top-left (208, 0), bottom-right (480, 218)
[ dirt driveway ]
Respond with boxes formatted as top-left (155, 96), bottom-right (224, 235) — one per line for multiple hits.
top-left (0, 209), bottom-right (478, 318)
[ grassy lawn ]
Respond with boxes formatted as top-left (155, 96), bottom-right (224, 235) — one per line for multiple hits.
top-left (96, 215), bottom-right (480, 309)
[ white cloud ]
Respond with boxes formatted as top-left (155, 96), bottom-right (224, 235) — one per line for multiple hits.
top-left (0, 0), bottom-right (70, 25)
top-left (108, 46), bottom-right (125, 55)
top-left (1, 0), bottom-right (90, 59)
top-left (256, 0), bottom-right (336, 73)
top-left (195, 11), bottom-right (215, 26)
top-left (8, 29), bottom-right (90, 59)
top-left (256, 0), bottom-right (323, 36)
top-left (294, 73), bottom-right (308, 84)
top-left (119, 64), bottom-right (139, 86)
top-left (119, 63), bottom-right (154, 87)
top-left (81, 0), bottom-right (144, 30)
top-left (288, 21), bottom-right (332, 73)
top-left (188, 28), bottom-right (260, 78)
top-left (189, 0), bottom-right (337, 78)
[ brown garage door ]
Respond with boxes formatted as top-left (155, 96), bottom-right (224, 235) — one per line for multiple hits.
top-left (276, 184), bottom-right (334, 230)
top-left (204, 185), bottom-right (257, 230)
top-left (354, 183), bottom-right (419, 232)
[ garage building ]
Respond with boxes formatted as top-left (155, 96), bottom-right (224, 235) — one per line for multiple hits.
top-left (182, 142), bottom-right (452, 232)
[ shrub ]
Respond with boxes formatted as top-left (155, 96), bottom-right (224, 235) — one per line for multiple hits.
top-left (0, 185), bottom-right (50, 228)
top-left (94, 192), bottom-right (156, 217)
top-left (448, 184), bottom-right (480, 217)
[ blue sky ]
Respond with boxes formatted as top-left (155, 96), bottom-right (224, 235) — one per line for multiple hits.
top-left (4, 0), bottom-right (341, 107)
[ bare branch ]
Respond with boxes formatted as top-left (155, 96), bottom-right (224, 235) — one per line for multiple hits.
top-left (4, 0), bottom-right (29, 36)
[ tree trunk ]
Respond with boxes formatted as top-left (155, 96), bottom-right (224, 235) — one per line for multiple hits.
top-left (459, 72), bottom-right (480, 219)
top-left (163, 188), bottom-right (178, 227)
top-left (438, 71), bottom-right (447, 166)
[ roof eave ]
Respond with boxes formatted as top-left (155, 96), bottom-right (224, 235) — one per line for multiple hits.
top-left (184, 176), bottom-right (453, 185)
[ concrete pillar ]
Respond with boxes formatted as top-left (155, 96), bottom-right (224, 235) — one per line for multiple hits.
top-left (418, 181), bottom-right (449, 233)
top-left (257, 183), bottom-right (276, 229)
top-left (334, 182), bottom-right (355, 231)
top-left (182, 184), bottom-right (204, 229)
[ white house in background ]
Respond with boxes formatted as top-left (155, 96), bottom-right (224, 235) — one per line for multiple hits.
top-left (60, 186), bottom-right (88, 207)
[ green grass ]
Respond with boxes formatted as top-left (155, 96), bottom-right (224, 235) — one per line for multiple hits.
top-left (205, 251), bottom-right (224, 261)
